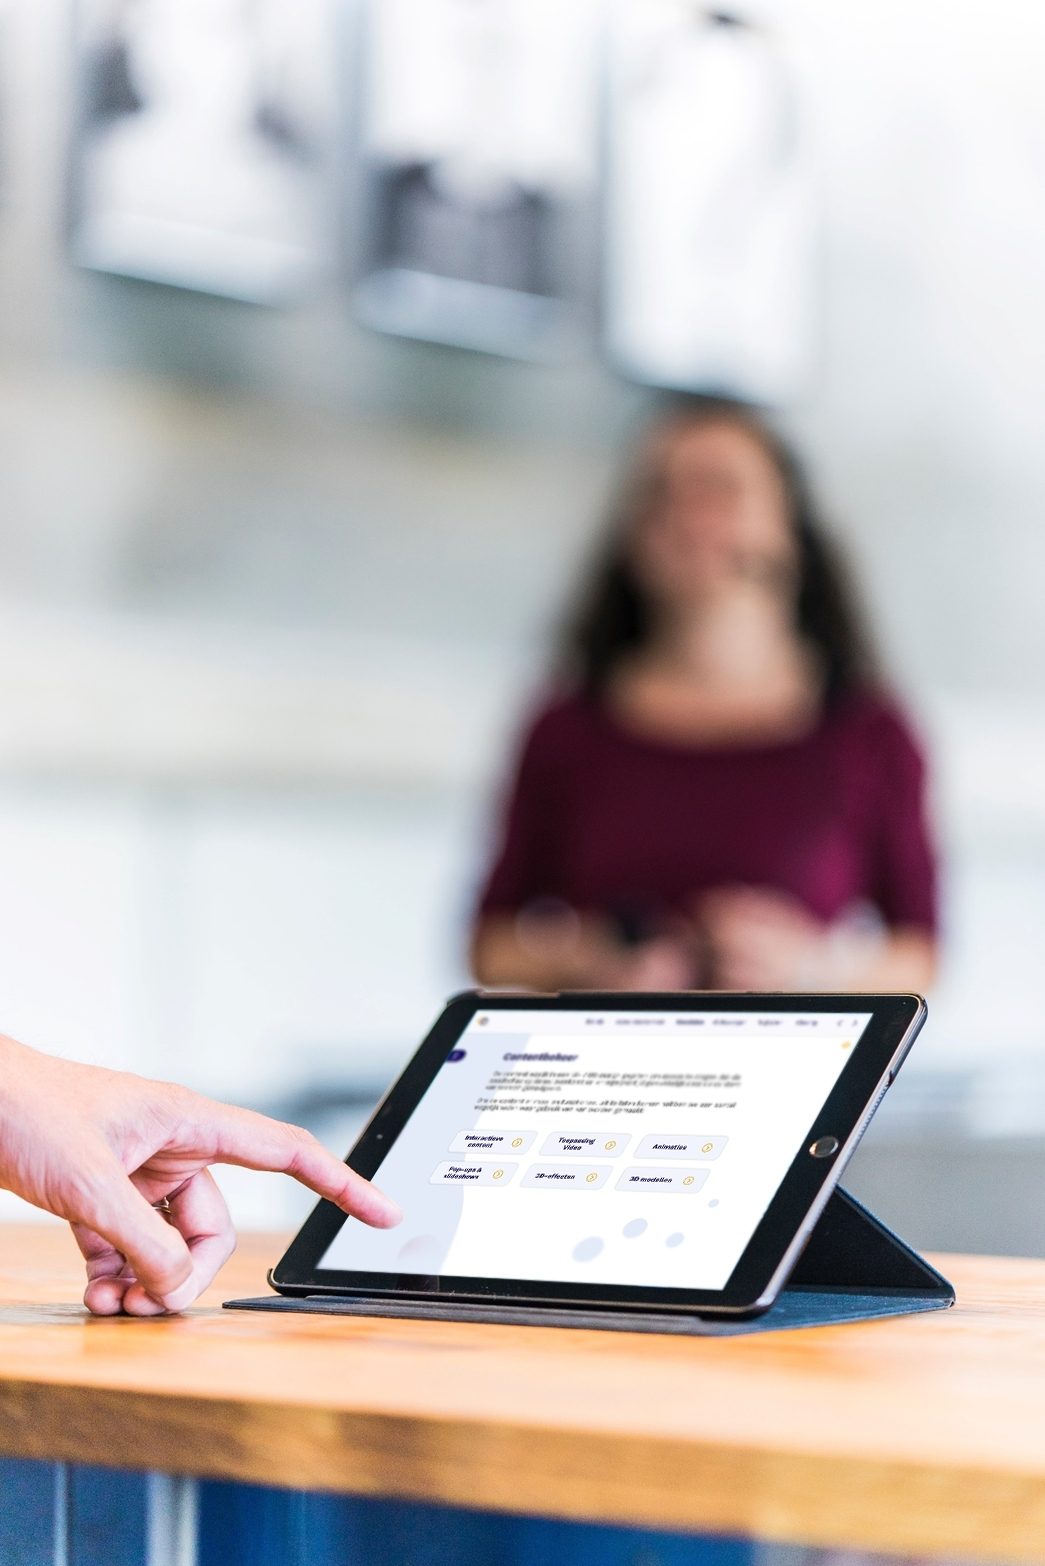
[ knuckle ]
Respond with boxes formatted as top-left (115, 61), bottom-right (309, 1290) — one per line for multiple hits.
top-left (283, 1122), bottom-right (320, 1167)
top-left (138, 1240), bottom-right (189, 1292)
top-left (284, 1122), bottom-right (318, 1155)
top-left (163, 1082), bottom-right (203, 1135)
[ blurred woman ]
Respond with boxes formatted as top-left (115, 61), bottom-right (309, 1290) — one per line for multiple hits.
top-left (471, 404), bottom-right (939, 993)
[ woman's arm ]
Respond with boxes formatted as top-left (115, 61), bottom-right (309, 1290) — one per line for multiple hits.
top-left (0, 1035), bottom-right (400, 1316)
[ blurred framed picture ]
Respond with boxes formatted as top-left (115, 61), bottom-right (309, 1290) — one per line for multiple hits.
top-left (68, 0), bottom-right (337, 303)
top-left (352, 0), bottom-right (600, 359)
top-left (604, 0), bottom-right (817, 403)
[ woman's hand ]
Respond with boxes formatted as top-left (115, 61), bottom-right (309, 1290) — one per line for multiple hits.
top-left (606, 936), bottom-right (699, 992)
top-left (698, 887), bottom-right (937, 992)
top-left (699, 886), bottom-right (840, 991)
top-left (0, 1036), bottom-right (401, 1317)
top-left (472, 909), bottom-right (702, 992)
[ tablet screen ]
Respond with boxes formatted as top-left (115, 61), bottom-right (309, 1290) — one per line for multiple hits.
top-left (318, 1003), bottom-right (871, 1293)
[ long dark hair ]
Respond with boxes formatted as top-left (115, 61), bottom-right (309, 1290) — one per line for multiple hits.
top-left (562, 402), bottom-right (877, 704)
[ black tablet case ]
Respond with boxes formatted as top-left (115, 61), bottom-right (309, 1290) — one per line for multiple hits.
top-left (224, 1188), bottom-right (954, 1336)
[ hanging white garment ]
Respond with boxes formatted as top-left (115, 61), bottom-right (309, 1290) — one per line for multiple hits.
top-left (605, 2), bottom-right (817, 403)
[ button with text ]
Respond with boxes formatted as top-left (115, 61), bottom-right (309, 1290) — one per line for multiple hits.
top-left (521, 1163), bottom-right (611, 1190)
top-left (430, 1161), bottom-right (518, 1186)
top-left (615, 1166), bottom-right (710, 1194)
top-left (450, 1130), bottom-right (535, 1155)
top-left (635, 1134), bottom-right (728, 1161)
top-left (540, 1132), bottom-right (630, 1157)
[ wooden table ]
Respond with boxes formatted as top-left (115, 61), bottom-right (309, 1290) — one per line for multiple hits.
top-left (0, 1227), bottom-right (1042, 1564)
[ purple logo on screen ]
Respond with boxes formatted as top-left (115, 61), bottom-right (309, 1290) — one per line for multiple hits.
top-left (447, 1049), bottom-right (466, 1063)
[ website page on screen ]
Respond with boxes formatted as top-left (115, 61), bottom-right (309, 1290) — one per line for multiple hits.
top-left (320, 1007), bottom-right (872, 1291)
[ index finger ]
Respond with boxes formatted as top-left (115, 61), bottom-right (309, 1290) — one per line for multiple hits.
top-left (185, 1101), bottom-right (402, 1228)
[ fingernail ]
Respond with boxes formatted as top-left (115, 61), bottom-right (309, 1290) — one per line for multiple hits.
top-left (129, 1294), bottom-right (168, 1317)
top-left (160, 1279), bottom-right (198, 1313)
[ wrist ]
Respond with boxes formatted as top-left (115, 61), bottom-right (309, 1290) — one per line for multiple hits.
top-left (0, 1035), bottom-right (35, 1184)
top-left (0, 1034), bottom-right (28, 1108)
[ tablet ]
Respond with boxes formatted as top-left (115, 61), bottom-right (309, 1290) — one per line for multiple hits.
top-left (271, 991), bottom-right (925, 1318)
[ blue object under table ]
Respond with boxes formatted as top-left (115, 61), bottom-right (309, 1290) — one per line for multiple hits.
top-left (0, 1460), bottom-right (750, 1566)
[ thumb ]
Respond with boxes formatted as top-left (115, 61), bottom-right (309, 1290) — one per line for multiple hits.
top-left (73, 1162), bottom-right (194, 1308)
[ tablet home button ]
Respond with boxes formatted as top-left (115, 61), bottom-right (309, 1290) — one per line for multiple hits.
top-left (809, 1136), bottom-right (840, 1159)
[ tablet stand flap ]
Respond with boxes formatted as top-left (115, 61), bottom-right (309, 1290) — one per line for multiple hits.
top-left (222, 1287), bottom-right (949, 1335)
top-left (787, 1186), bottom-right (954, 1299)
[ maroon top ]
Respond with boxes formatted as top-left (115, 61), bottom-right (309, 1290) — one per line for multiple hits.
top-left (477, 689), bottom-right (938, 934)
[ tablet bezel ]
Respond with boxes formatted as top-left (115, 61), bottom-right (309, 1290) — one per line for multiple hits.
top-left (271, 990), bottom-right (925, 1316)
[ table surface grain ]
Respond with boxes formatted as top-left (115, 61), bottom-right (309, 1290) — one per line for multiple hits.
top-left (0, 1225), bottom-right (1041, 1560)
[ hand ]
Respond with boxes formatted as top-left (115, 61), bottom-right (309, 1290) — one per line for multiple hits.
top-left (0, 1037), bottom-right (401, 1317)
top-left (605, 936), bottom-right (698, 992)
top-left (699, 886), bottom-right (836, 991)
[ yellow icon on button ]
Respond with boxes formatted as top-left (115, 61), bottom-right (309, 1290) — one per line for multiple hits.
top-left (586, 1172), bottom-right (599, 1184)
top-left (604, 1139), bottom-right (617, 1151)
top-left (493, 1169), bottom-right (505, 1180)
top-left (511, 1138), bottom-right (524, 1148)
top-left (683, 1175), bottom-right (695, 1186)
top-left (701, 1143), bottom-right (714, 1154)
